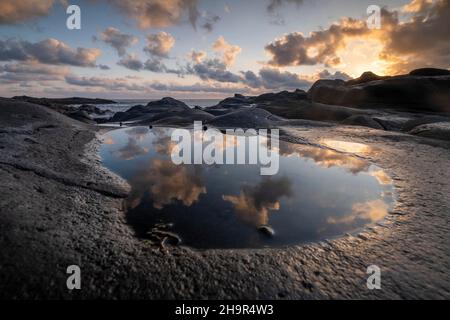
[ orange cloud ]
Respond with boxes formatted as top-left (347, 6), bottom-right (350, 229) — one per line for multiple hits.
top-left (223, 177), bottom-right (292, 227)
top-left (212, 36), bottom-right (242, 67)
top-left (0, 0), bottom-right (54, 24)
top-left (265, 0), bottom-right (450, 76)
top-left (327, 199), bottom-right (389, 225)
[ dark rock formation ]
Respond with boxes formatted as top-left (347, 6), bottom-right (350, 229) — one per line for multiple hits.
top-left (346, 71), bottom-right (390, 86)
top-left (206, 108), bottom-right (284, 128)
top-left (408, 122), bottom-right (450, 141)
top-left (12, 96), bottom-right (116, 105)
top-left (78, 104), bottom-right (111, 115)
top-left (409, 68), bottom-right (450, 77)
top-left (110, 97), bottom-right (191, 123)
top-left (66, 110), bottom-right (96, 124)
top-left (308, 69), bottom-right (450, 113)
top-left (146, 97), bottom-right (191, 111)
top-left (401, 115), bottom-right (450, 132)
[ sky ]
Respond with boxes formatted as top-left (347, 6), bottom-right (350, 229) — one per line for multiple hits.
top-left (0, 0), bottom-right (449, 99)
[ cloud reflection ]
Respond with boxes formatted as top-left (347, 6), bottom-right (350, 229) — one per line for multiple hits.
top-left (327, 199), bottom-right (389, 225)
top-left (278, 142), bottom-right (370, 174)
top-left (114, 137), bottom-right (149, 160)
top-left (126, 159), bottom-right (206, 210)
top-left (223, 176), bottom-right (293, 227)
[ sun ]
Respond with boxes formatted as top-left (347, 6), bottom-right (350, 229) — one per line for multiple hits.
top-left (335, 38), bottom-right (390, 77)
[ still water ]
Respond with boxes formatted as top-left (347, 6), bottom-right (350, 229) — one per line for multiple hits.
top-left (100, 127), bottom-right (394, 249)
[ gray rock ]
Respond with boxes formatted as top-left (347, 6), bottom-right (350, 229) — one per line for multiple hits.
top-left (110, 98), bottom-right (191, 123)
top-left (206, 108), bottom-right (283, 128)
top-left (408, 122), bottom-right (450, 141)
top-left (66, 110), bottom-right (96, 124)
top-left (401, 116), bottom-right (450, 132)
top-left (258, 225), bottom-right (275, 237)
top-left (341, 115), bottom-right (385, 130)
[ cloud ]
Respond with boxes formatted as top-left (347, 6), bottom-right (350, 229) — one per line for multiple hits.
top-left (144, 32), bottom-right (175, 58)
top-left (65, 74), bottom-right (147, 91)
top-left (201, 15), bottom-right (221, 33)
top-left (0, 0), bottom-right (55, 24)
top-left (0, 61), bottom-right (69, 83)
top-left (265, 18), bottom-right (368, 67)
top-left (242, 68), bottom-right (312, 90)
top-left (108, 0), bottom-right (199, 29)
top-left (143, 57), bottom-right (167, 72)
top-left (0, 38), bottom-right (101, 67)
top-left (64, 74), bottom-right (247, 94)
top-left (265, 0), bottom-right (450, 75)
top-left (266, 0), bottom-right (304, 13)
top-left (258, 68), bottom-right (312, 90)
top-left (212, 36), bottom-right (241, 67)
top-left (223, 177), bottom-right (293, 227)
top-left (96, 27), bottom-right (138, 57)
top-left (117, 54), bottom-right (144, 71)
top-left (189, 50), bottom-right (207, 64)
top-left (380, 0), bottom-right (450, 73)
top-left (316, 69), bottom-right (351, 81)
top-left (150, 82), bottom-right (246, 94)
top-left (187, 58), bottom-right (242, 83)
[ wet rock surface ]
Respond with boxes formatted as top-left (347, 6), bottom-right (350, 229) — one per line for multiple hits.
top-left (0, 97), bottom-right (449, 299)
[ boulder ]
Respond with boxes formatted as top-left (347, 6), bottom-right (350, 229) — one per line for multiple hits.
top-left (409, 68), bottom-right (450, 77)
top-left (206, 108), bottom-right (283, 128)
top-left (141, 109), bottom-right (215, 126)
top-left (408, 122), bottom-right (450, 141)
top-left (109, 98), bottom-right (191, 123)
top-left (346, 71), bottom-right (389, 86)
top-left (146, 97), bottom-right (190, 111)
top-left (66, 110), bottom-right (96, 124)
top-left (401, 115), bottom-right (450, 132)
top-left (260, 100), bottom-right (371, 123)
top-left (258, 225), bottom-right (275, 238)
top-left (308, 70), bottom-right (450, 113)
top-left (78, 104), bottom-right (108, 115)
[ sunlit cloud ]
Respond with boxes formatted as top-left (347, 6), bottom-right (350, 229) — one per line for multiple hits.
top-left (0, 0), bottom-right (55, 24)
top-left (265, 0), bottom-right (450, 76)
top-left (223, 177), bottom-right (292, 227)
top-left (327, 199), bottom-right (389, 224)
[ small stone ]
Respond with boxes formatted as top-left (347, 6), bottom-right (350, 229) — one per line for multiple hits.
top-left (258, 225), bottom-right (275, 237)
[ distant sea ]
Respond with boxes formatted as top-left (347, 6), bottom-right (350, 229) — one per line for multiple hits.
top-left (83, 99), bottom-right (223, 113)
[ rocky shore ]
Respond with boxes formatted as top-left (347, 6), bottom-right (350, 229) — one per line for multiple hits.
top-left (0, 68), bottom-right (449, 299)
top-left (48, 68), bottom-right (450, 141)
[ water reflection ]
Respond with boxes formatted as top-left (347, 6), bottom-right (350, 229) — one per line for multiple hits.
top-left (100, 127), bottom-right (394, 249)
top-left (321, 140), bottom-right (373, 154)
top-left (127, 159), bottom-right (206, 210)
top-left (223, 177), bottom-right (293, 227)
